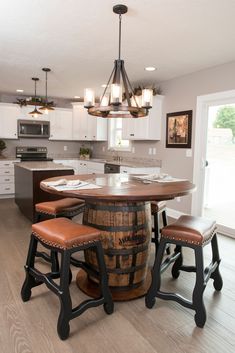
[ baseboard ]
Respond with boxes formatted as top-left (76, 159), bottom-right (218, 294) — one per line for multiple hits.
top-left (0, 194), bottom-right (15, 199)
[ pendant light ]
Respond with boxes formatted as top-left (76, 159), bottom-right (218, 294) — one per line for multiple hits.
top-left (29, 78), bottom-right (43, 118)
top-left (84, 4), bottom-right (153, 118)
top-left (39, 68), bottom-right (54, 114)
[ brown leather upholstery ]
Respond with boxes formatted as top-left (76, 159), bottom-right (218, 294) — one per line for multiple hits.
top-left (35, 198), bottom-right (85, 215)
top-left (151, 201), bottom-right (166, 214)
top-left (32, 218), bottom-right (101, 249)
top-left (161, 215), bottom-right (216, 245)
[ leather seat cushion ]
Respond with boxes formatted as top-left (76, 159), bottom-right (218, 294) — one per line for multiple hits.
top-left (151, 201), bottom-right (166, 214)
top-left (32, 218), bottom-right (101, 249)
top-left (161, 215), bottom-right (216, 245)
top-left (35, 198), bottom-right (85, 215)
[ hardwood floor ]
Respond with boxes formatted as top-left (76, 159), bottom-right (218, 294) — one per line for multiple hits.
top-left (0, 199), bottom-right (234, 353)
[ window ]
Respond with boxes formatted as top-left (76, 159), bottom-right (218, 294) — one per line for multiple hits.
top-left (108, 118), bottom-right (131, 151)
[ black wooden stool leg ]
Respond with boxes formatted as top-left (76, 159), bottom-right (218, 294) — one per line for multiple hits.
top-left (162, 210), bottom-right (170, 255)
top-left (210, 234), bottom-right (223, 291)
top-left (95, 242), bottom-right (114, 314)
top-left (171, 245), bottom-right (183, 279)
top-left (57, 250), bottom-right (72, 340)
top-left (51, 251), bottom-right (60, 272)
top-left (21, 234), bottom-right (40, 302)
top-left (145, 240), bottom-right (166, 309)
top-left (193, 247), bottom-right (206, 328)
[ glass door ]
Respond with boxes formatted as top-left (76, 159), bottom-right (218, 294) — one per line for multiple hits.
top-left (203, 104), bottom-right (235, 236)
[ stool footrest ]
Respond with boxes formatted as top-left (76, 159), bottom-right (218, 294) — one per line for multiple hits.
top-left (160, 252), bottom-right (181, 273)
top-left (70, 256), bottom-right (99, 279)
top-left (71, 297), bottom-right (105, 320)
top-left (29, 267), bottom-right (61, 296)
top-left (36, 251), bottom-right (52, 263)
top-left (157, 290), bottom-right (194, 310)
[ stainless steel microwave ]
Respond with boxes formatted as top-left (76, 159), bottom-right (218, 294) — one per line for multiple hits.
top-left (18, 119), bottom-right (50, 138)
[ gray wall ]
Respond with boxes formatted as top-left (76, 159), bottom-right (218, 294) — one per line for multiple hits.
top-left (158, 61), bottom-right (235, 213)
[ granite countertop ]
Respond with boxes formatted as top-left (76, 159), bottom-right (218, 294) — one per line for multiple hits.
top-left (15, 161), bottom-right (74, 171)
top-left (53, 157), bottom-right (161, 168)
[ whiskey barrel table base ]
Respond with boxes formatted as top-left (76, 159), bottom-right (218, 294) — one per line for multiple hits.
top-left (77, 200), bottom-right (152, 300)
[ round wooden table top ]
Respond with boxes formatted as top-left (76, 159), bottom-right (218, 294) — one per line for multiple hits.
top-left (40, 173), bottom-right (196, 202)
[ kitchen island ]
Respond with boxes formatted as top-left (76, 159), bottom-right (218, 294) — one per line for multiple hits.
top-left (15, 162), bottom-right (74, 222)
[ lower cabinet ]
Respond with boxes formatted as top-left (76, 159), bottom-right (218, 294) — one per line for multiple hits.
top-left (54, 160), bottom-right (105, 175)
top-left (0, 160), bottom-right (18, 198)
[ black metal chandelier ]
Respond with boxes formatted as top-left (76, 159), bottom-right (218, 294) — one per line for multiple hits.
top-left (39, 68), bottom-right (54, 114)
top-left (29, 78), bottom-right (43, 118)
top-left (84, 4), bottom-right (153, 118)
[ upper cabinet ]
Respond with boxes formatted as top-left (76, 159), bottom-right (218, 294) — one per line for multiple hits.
top-left (122, 95), bottom-right (164, 140)
top-left (49, 108), bottom-right (73, 141)
top-left (72, 103), bottom-right (107, 141)
top-left (0, 103), bottom-right (20, 139)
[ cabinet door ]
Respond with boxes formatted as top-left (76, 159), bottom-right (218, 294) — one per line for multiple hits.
top-left (0, 104), bottom-right (20, 139)
top-left (122, 96), bottom-right (163, 140)
top-left (72, 103), bottom-right (107, 141)
top-left (72, 104), bottom-right (89, 140)
top-left (50, 109), bottom-right (73, 140)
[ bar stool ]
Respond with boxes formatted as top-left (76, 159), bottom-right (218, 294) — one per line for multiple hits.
top-left (35, 198), bottom-right (85, 271)
top-left (35, 197), bottom-right (85, 222)
top-left (145, 215), bottom-right (223, 327)
top-left (21, 217), bottom-right (114, 340)
top-left (151, 201), bottom-right (170, 254)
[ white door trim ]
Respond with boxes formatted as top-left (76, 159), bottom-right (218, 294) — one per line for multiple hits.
top-left (192, 89), bottom-right (235, 217)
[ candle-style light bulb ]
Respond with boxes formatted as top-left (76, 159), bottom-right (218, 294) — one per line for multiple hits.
top-left (141, 89), bottom-right (153, 108)
top-left (111, 83), bottom-right (122, 105)
top-left (84, 88), bottom-right (95, 108)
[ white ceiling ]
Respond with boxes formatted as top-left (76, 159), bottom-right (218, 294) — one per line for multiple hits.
top-left (1, 0), bottom-right (235, 99)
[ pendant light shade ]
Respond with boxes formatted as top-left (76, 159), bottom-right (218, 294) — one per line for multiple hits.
top-left (29, 78), bottom-right (43, 118)
top-left (39, 68), bottom-right (54, 114)
top-left (84, 4), bottom-right (153, 118)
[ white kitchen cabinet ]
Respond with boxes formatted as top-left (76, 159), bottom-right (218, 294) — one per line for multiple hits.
top-left (0, 103), bottom-right (20, 139)
top-left (122, 95), bottom-right (164, 140)
top-left (0, 160), bottom-right (18, 197)
top-left (86, 161), bottom-right (104, 174)
top-left (72, 103), bottom-right (107, 141)
top-left (120, 166), bottom-right (160, 174)
top-left (49, 108), bottom-right (73, 141)
top-left (54, 159), bottom-right (78, 173)
top-left (77, 161), bottom-right (88, 174)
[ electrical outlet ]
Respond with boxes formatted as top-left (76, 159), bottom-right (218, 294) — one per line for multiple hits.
top-left (152, 147), bottom-right (156, 155)
top-left (186, 149), bottom-right (192, 157)
top-left (64, 146), bottom-right (67, 151)
top-left (176, 197), bottom-right (181, 202)
top-left (132, 147), bottom-right (135, 153)
top-left (102, 146), bottom-right (105, 152)
top-left (148, 148), bottom-right (152, 155)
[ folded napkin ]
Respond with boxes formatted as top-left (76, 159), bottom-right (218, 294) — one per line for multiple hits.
top-left (42, 178), bottom-right (102, 191)
top-left (133, 174), bottom-right (187, 183)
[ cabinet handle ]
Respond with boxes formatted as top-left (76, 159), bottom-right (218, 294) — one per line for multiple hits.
top-left (85, 135), bottom-right (87, 138)
top-left (130, 133), bottom-right (134, 136)
top-left (4, 179), bottom-right (10, 181)
top-left (4, 171), bottom-right (10, 174)
top-left (5, 187), bottom-right (10, 190)
top-left (4, 164), bottom-right (10, 166)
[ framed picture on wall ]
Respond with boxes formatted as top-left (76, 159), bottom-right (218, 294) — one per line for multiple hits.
top-left (166, 110), bottom-right (192, 148)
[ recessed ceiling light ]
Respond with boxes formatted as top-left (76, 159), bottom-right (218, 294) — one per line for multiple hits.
top-left (145, 67), bottom-right (156, 72)
top-left (16, 89), bottom-right (24, 93)
top-left (74, 96), bottom-right (80, 99)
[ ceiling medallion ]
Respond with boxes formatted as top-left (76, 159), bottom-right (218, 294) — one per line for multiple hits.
top-left (84, 4), bottom-right (153, 118)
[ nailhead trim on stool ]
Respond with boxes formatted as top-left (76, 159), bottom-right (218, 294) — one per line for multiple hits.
top-left (145, 215), bottom-right (223, 328)
top-left (21, 218), bottom-right (114, 340)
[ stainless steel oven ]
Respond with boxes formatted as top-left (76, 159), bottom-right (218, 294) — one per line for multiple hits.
top-left (18, 119), bottom-right (50, 138)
